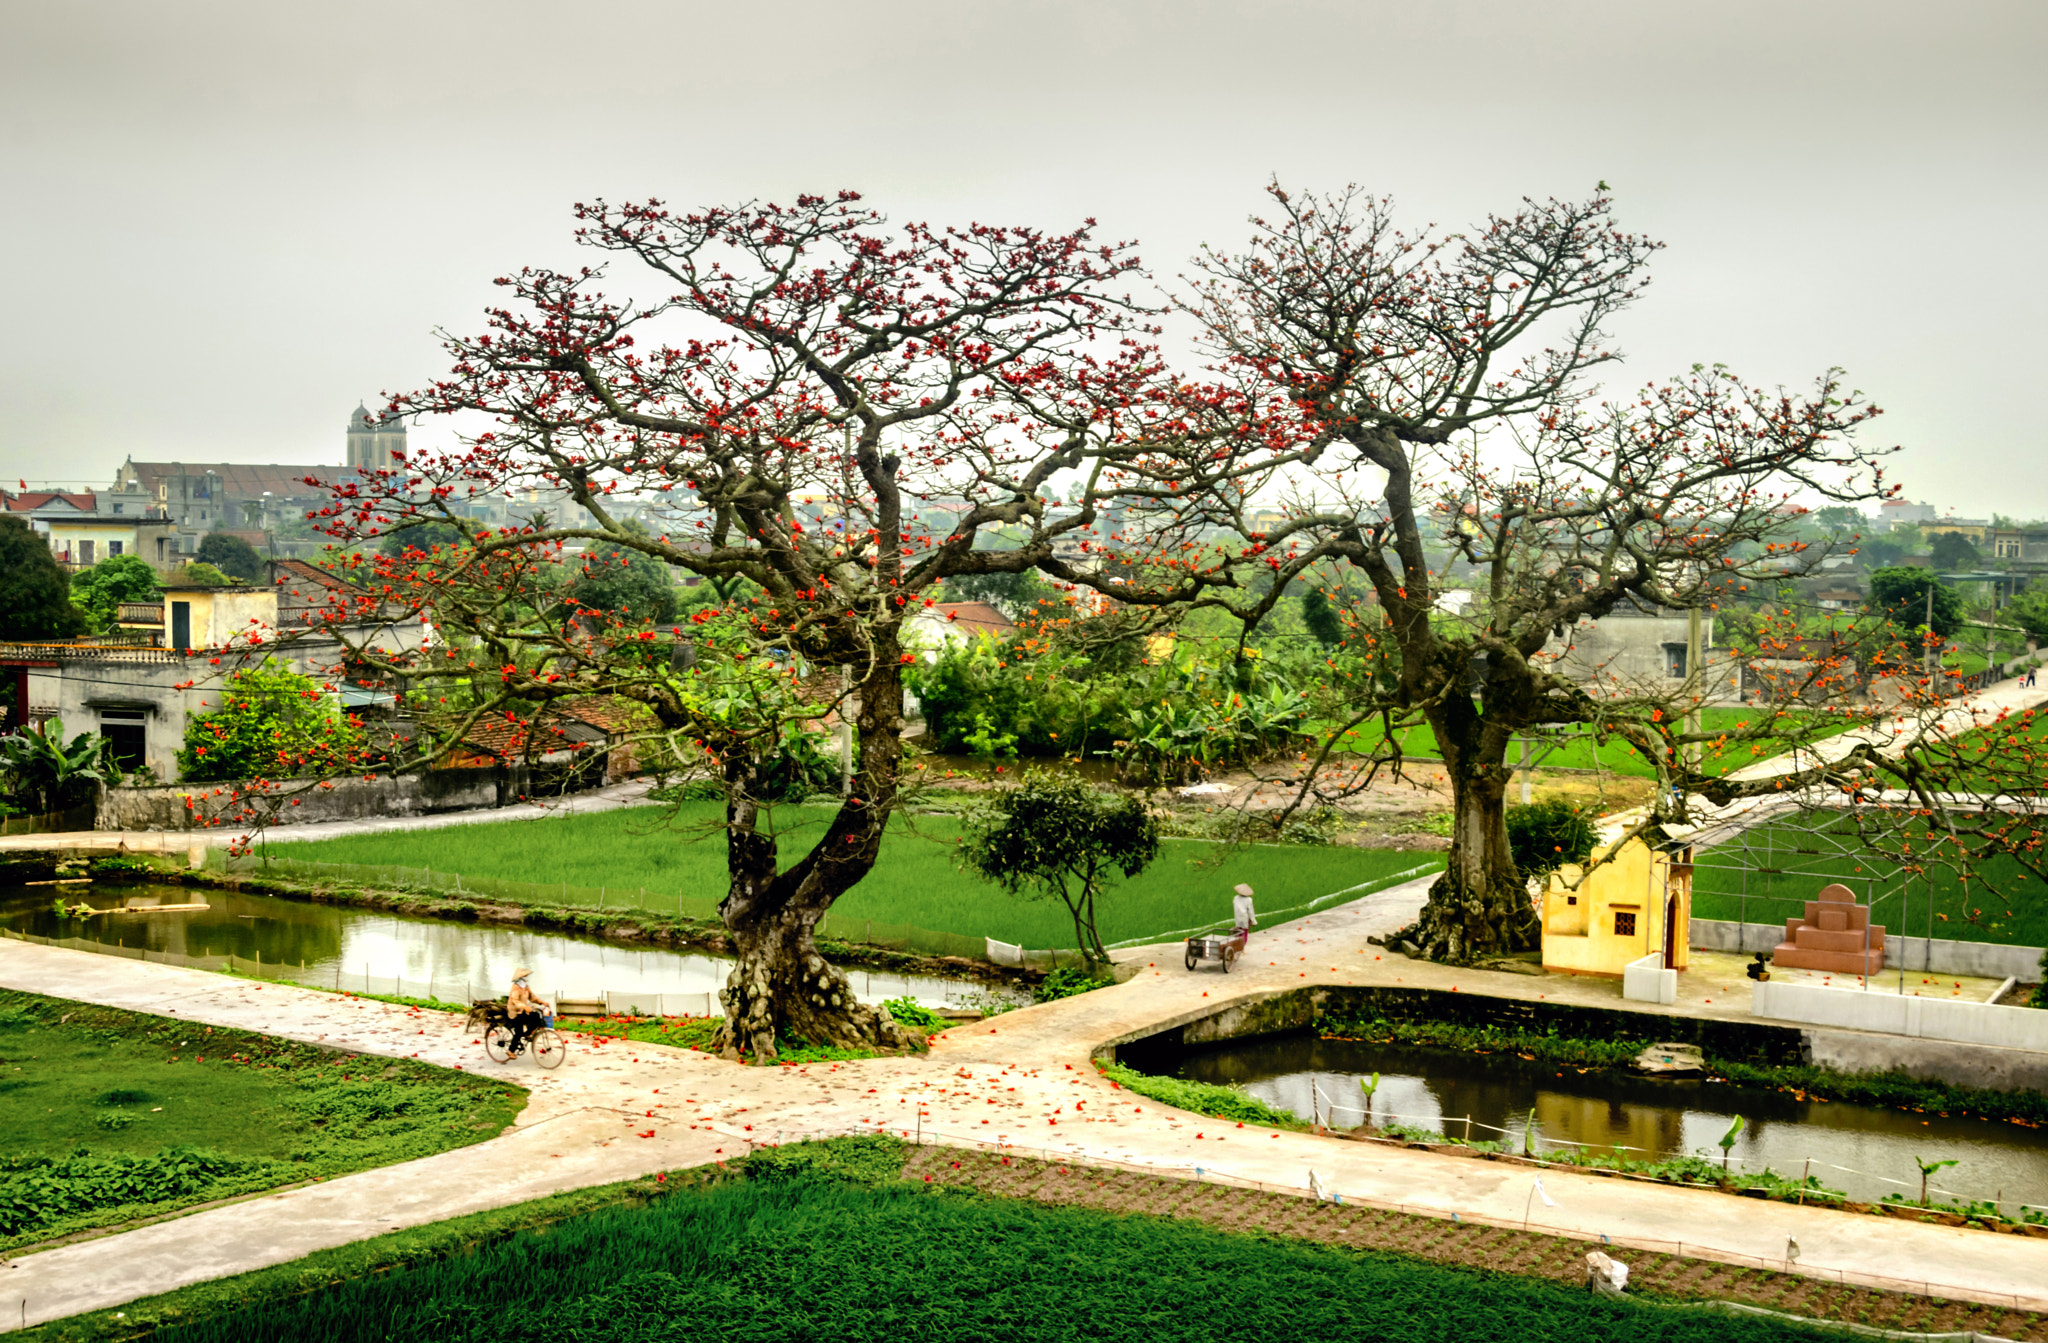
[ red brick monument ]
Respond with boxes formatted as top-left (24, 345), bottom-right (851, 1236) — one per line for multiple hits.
top-left (1771, 883), bottom-right (1886, 975)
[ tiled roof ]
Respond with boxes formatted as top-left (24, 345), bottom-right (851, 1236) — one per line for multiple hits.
top-left (2, 491), bottom-right (97, 512)
top-left (929, 601), bottom-right (1017, 638)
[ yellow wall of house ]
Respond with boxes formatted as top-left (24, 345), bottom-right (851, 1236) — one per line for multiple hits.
top-left (45, 520), bottom-right (142, 563)
top-left (164, 589), bottom-right (277, 649)
top-left (1540, 837), bottom-right (1691, 978)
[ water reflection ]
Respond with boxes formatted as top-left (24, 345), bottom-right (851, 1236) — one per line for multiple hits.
top-left (2, 884), bottom-right (989, 1011)
top-left (1125, 1033), bottom-right (2048, 1208)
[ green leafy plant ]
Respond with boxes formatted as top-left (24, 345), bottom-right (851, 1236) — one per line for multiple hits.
top-left (69, 553), bottom-right (163, 633)
top-left (0, 717), bottom-right (120, 814)
top-left (1717, 1115), bottom-right (1746, 1172)
top-left (1505, 799), bottom-right (1598, 878)
top-left (1096, 1062), bottom-right (1308, 1130)
top-left (1914, 1155), bottom-right (1958, 1206)
top-left (1032, 965), bottom-right (1112, 1003)
top-left (882, 997), bottom-right (946, 1030)
top-left (177, 658), bottom-right (366, 783)
top-left (196, 531), bottom-right (266, 582)
top-left (0, 514), bottom-right (84, 640)
top-left (960, 772), bottom-right (1161, 967)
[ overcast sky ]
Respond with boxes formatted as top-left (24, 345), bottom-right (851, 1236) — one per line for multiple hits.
top-left (4, 0), bottom-right (2041, 517)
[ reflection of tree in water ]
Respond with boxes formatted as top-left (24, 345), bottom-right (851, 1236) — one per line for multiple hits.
top-left (1, 885), bottom-right (345, 970)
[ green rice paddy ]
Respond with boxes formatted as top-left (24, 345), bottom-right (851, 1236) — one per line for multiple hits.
top-left (126, 1172), bottom-right (1842, 1343)
top-left (269, 803), bottom-right (1440, 950)
top-left (1691, 813), bottom-right (2048, 949)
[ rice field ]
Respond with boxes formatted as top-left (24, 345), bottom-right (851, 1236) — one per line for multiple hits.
top-left (137, 1173), bottom-right (1845, 1343)
top-left (1691, 812), bottom-right (2048, 949)
top-left (271, 803), bottom-right (1440, 950)
top-left (1319, 707), bottom-right (1853, 779)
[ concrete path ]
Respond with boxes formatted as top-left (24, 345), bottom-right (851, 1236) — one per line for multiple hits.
top-left (4, 877), bottom-right (2045, 1331)
top-left (0, 778), bottom-right (659, 859)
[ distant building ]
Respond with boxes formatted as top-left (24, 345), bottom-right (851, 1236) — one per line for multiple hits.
top-left (346, 403), bottom-right (407, 470)
top-left (1875, 499), bottom-right (1936, 532)
top-left (908, 601), bottom-right (1018, 653)
top-left (1, 490), bottom-right (176, 570)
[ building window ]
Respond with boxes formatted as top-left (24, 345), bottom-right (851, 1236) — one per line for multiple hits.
top-left (112, 503), bottom-right (124, 514)
top-left (109, 541), bottom-right (123, 556)
top-left (98, 710), bottom-right (146, 770)
top-left (1613, 910), bottom-right (1637, 938)
top-left (1662, 643), bottom-right (1687, 678)
top-left (77, 540), bottom-right (95, 565)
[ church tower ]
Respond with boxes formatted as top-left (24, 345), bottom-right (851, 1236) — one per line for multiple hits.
top-left (346, 403), bottom-right (407, 469)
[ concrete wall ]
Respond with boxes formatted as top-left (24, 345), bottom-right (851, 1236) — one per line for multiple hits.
top-left (1751, 979), bottom-right (2048, 1053)
top-left (1694, 917), bottom-right (2044, 982)
top-left (98, 768), bottom-right (508, 831)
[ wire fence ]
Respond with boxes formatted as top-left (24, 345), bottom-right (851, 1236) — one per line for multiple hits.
top-left (758, 1120), bottom-right (2048, 1315)
top-left (206, 849), bottom-right (1435, 972)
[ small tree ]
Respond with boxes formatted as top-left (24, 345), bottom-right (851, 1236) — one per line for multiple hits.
top-left (169, 561), bottom-right (234, 588)
top-left (1927, 530), bottom-right (1979, 572)
top-left (0, 516), bottom-right (83, 641)
top-left (70, 554), bottom-right (161, 632)
top-left (1301, 584), bottom-right (1344, 648)
top-left (959, 772), bottom-right (1161, 967)
top-left (567, 533), bottom-right (678, 626)
top-left (196, 531), bottom-right (265, 581)
top-left (177, 659), bottom-right (364, 783)
top-left (1865, 567), bottom-right (1965, 640)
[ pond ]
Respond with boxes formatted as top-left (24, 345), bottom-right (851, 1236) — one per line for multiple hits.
top-left (1116, 1031), bottom-right (2048, 1211)
top-left (1, 883), bottom-right (1000, 1016)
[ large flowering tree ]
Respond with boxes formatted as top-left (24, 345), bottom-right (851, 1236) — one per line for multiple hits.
top-left (306, 193), bottom-right (1288, 1058)
top-left (1177, 185), bottom-right (1912, 963)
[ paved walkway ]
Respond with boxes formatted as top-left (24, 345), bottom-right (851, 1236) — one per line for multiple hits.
top-left (3, 878), bottom-right (2044, 1331)
top-left (0, 779), bottom-right (659, 860)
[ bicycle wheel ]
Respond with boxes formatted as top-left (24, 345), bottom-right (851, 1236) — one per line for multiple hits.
top-left (530, 1028), bottom-right (566, 1070)
top-left (484, 1024), bottom-right (515, 1063)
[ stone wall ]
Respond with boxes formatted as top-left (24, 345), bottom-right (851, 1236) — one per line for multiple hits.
top-left (97, 768), bottom-right (510, 832)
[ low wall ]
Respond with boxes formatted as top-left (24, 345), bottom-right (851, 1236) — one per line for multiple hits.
top-left (1693, 917), bottom-right (2045, 983)
top-left (96, 769), bottom-right (509, 832)
top-left (1751, 979), bottom-right (2048, 1053)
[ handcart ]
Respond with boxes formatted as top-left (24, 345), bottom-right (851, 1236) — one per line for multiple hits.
top-left (1184, 926), bottom-right (1249, 973)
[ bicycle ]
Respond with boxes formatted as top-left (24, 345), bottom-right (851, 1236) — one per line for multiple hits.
top-left (467, 1000), bottom-right (566, 1070)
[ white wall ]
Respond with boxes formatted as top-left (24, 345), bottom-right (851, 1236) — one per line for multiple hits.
top-left (1751, 980), bottom-right (2048, 1052)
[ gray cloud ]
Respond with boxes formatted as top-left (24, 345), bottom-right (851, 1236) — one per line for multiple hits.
top-left (3, 0), bottom-right (2041, 515)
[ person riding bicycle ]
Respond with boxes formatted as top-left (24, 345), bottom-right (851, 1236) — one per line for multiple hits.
top-left (505, 968), bottom-right (550, 1055)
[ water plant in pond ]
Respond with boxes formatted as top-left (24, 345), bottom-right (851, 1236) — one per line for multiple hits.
top-left (1719, 1115), bottom-right (1747, 1172)
top-left (1915, 1155), bottom-right (1959, 1206)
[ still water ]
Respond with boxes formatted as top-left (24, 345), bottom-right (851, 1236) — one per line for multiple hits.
top-left (1119, 1032), bottom-right (2048, 1210)
top-left (2, 884), bottom-right (994, 1013)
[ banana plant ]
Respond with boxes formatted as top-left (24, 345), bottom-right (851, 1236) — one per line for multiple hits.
top-left (0, 719), bottom-right (119, 817)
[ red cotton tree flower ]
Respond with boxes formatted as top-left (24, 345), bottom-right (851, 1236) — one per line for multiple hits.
top-left (307, 192), bottom-right (1279, 1059)
top-left (1180, 184), bottom-right (1904, 963)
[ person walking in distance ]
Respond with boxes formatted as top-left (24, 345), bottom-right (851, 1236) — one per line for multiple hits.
top-left (1233, 883), bottom-right (1258, 935)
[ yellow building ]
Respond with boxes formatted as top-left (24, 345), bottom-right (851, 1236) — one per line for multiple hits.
top-left (1540, 836), bottom-right (1692, 978)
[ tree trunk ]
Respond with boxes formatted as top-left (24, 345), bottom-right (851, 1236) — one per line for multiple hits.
top-left (717, 904), bottom-right (910, 1062)
top-left (708, 655), bottom-right (917, 1063)
top-left (1401, 697), bottom-right (1539, 963)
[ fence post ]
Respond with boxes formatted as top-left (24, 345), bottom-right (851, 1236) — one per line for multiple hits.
top-left (600, 886), bottom-right (606, 910)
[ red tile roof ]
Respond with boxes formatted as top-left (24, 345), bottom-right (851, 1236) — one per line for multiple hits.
top-left (930, 601), bottom-right (1017, 638)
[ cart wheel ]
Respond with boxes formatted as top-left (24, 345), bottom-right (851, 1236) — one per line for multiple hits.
top-left (484, 1024), bottom-right (514, 1063)
top-left (530, 1027), bottom-right (566, 1070)
top-left (1221, 949), bottom-right (1233, 973)
top-left (1184, 950), bottom-right (1198, 971)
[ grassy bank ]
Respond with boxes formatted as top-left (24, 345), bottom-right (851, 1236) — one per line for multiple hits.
top-left (1692, 811), bottom-right (2048, 948)
top-left (0, 990), bottom-right (523, 1250)
top-left (59, 1143), bottom-right (1856, 1343)
top-left (1318, 707), bottom-right (1852, 779)
top-left (258, 803), bottom-right (1439, 950)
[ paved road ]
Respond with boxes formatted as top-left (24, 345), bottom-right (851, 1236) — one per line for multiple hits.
top-left (3, 878), bottom-right (2043, 1330)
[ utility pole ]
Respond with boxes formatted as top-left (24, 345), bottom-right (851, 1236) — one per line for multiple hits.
top-left (1925, 580), bottom-right (1936, 680)
top-left (1685, 603), bottom-right (1703, 773)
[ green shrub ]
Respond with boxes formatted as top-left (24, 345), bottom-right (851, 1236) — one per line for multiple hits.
top-left (1505, 799), bottom-right (1597, 877)
top-left (0, 1148), bottom-right (281, 1239)
top-left (177, 658), bottom-right (366, 782)
top-left (882, 996), bottom-right (946, 1030)
top-left (1033, 965), bottom-right (1113, 1003)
